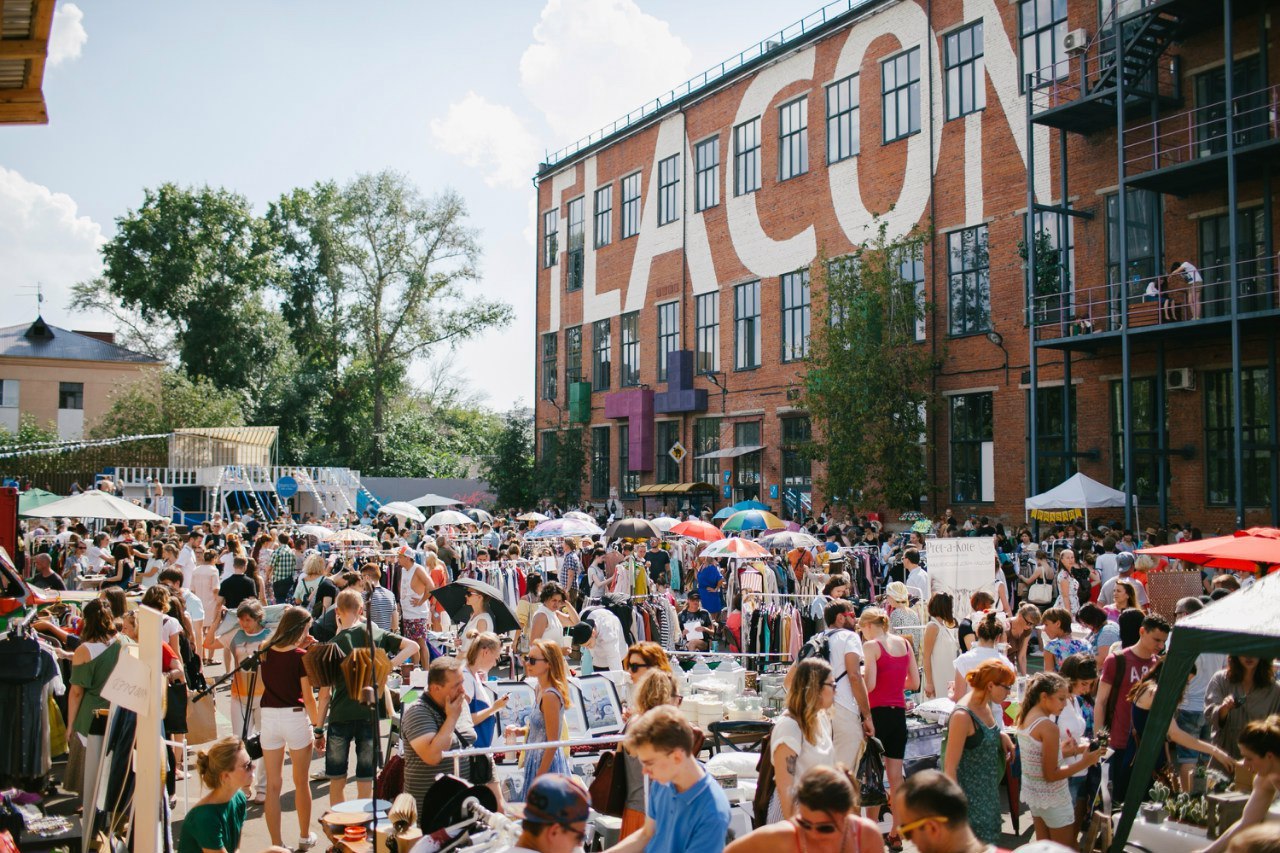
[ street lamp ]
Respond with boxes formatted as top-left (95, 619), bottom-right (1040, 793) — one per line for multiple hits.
top-left (986, 330), bottom-right (1009, 384)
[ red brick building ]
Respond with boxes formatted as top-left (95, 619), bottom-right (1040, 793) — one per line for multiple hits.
top-left (533, 0), bottom-right (1279, 532)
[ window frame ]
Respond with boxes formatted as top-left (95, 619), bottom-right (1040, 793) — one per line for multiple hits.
top-left (621, 172), bottom-right (642, 239)
top-left (592, 318), bottom-right (612, 392)
top-left (950, 392), bottom-right (994, 503)
top-left (1104, 189), bottom-right (1162, 306)
top-left (947, 224), bottom-right (991, 337)
top-left (540, 333), bottom-right (557, 402)
top-left (780, 415), bottom-right (813, 489)
top-left (780, 269), bottom-right (811, 362)
top-left (693, 417), bottom-right (721, 488)
top-left (1018, 0), bottom-right (1068, 91)
top-left (657, 154), bottom-right (680, 226)
top-left (655, 420), bottom-right (680, 484)
top-left (881, 47), bottom-right (921, 144)
top-left (542, 208), bottom-right (558, 269)
top-left (777, 96), bottom-right (809, 182)
top-left (564, 325), bottom-right (583, 397)
top-left (565, 196), bottom-right (585, 292)
top-left (695, 292), bottom-right (720, 375)
top-left (826, 73), bottom-right (860, 163)
top-left (1109, 377), bottom-right (1166, 505)
top-left (694, 135), bottom-right (720, 211)
top-left (620, 311), bottom-right (641, 387)
top-left (734, 280), bottom-right (762, 371)
top-left (733, 117), bottom-right (762, 196)
top-left (593, 184), bottom-right (612, 249)
top-left (1028, 384), bottom-right (1078, 494)
top-left (944, 20), bottom-right (986, 121)
top-left (591, 426), bottom-right (611, 501)
top-left (1204, 367), bottom-right (1274, 507)
top-left (656, 300), bottom-right (680, 382)
top-left (0, 379), bottom-right (18, 408)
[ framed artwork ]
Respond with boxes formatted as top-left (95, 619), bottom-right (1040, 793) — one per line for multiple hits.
top-left (491, 679), bottom-right (537, 732)
top-left (572, 674), bottom-right (624, 735)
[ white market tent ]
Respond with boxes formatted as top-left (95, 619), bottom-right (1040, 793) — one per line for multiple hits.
top-left (1023, 472), bottom-right (1129, 527)
top-left (406, 493), bottom-right (462, 508)
top-left (20, 490), bottom-right (166, 522)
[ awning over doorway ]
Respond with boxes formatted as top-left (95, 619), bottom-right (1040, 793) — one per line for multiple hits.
top-left (634, 482), bottom-right (717, 495)
top-left (693, 445), bottom-right (764, 460)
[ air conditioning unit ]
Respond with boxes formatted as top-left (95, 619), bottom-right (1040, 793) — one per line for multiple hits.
top-left (1166, 368), bottom-right (1196, 391)
top-left (1062, 28), bottom-right (1089, 54)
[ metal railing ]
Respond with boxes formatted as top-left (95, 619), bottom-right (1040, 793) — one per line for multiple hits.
top-left (1031, 257), bottom-right (1280, 342)
top-left (540, 0), bottom-right (879, 170)
top-left (1122, 83), bottom-right (1280, 173)
top-left (111, 464), bottom-right (363, 490)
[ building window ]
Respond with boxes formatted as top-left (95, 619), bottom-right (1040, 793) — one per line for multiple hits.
top-left (1200, 209), bottom-right (1269, 317)
top-left (0, 379), bottom-right (17, 408)
top-left (1027, 209), bottom-right (1076, 325)
top-left (778, 97), bottom-right (808, 181)
top-left (539, 431), bottom-right (558, 477)
top-left (620, 311), bottom-right (640, 387)
top-left (594, 185), bottom-right (612, 248)
top-left (734, 421), bottom-right (763, 500)
top-left (540, 333), bottom-right (557, 401)
top-left (618, 424), bottom-right (638, 499)
top-left (881, 47), bottom-right (921, 143)
top-left (592, 318), bottom-right (611, 392)
top-left (1205, 367), bottom-right (1274, 507)
top-left (542, 208), bottom-right (558, 268)
top-left (1019, 0), bottom-right (1067, 90)
top-left (1110, 378), bottom-right (1166, 504)
top-left (657, 154), bottom-right (680, 226)
top-left (945, 21), bottom-right (985, 120)
top-left (1195, 56), bottom-right (1267, 156)
top-left (734, 117), bottom-right (761, 196)
top-left (695, 136), bottom-right (719, 211)
top-left (564, 325), bottom-right (583, 398)
top-left (695, 292), bottom-right (719, 375)
top-left (781, 269), bottom-right (811, 362)
top-left (694, 417), bottom-right (721, 488)
top-left (566, 197), bottom-right (584, 292)
top-left (1029, 385), bottom-right (1077, 493)
top-left (58, 381), bottom-right (84, 410)
top-left (621, 172), bottom-right (641, 239)
top-left (781, 416), bottom-right (812, 489)
top-left (591, 426), bottom-right (610, 501)
top-left (826, 74), bottom-right (860, 163)
top-left (657, 301), bottom-right (680, 381)
top-left (947, 224), bottom-right (990, 336)
top-left (734, 280), bottom-right (761, 370)
top-left (895, 244), bottom-right (927, 342)
top-left (656, 421), bottom-right (680, 484)
top-left (950, 392), bottom-right (994, 503)
top-left (1105, 189), bottom-right (1161, 304)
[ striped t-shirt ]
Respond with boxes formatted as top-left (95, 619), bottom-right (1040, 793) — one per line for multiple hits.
top-left (401, 695), bottom-right (474, 820)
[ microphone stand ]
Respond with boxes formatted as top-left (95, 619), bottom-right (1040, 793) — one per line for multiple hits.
top-left (191, 646), bottom-right (268, 704)
top-left (363, 591), bottom-right (382, 847)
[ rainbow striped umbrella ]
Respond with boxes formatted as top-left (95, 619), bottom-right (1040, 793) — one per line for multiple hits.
top-left (699, 537), bottom-right (771, 560)
top-left (721, 510), bottom-right (786, 533)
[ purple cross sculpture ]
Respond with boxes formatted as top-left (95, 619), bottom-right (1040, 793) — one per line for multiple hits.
top-left (654, 349), bottom-right (708, 414)
top-left (604, 388), bottom-right (654, 471)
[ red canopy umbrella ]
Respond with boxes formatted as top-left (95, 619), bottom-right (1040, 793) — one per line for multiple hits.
top-left (668, 519), bottom-right (725, 542)
top-left (1139, 527), bottom-right (1280, 574)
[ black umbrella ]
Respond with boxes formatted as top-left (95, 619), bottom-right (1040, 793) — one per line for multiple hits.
top-left (605, 517), bottom-right (661, 541)
top-left (429, 578), bottom-right (520, 634)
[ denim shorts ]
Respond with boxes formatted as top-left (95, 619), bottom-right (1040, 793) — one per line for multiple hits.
top-left (325, 719), bottom-right (376, 781)
top-left (1174, 709), bottom-right (1209, 765)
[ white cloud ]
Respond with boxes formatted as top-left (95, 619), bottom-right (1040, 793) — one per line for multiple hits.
top-left (520, 0), bottom-right (693, 142)
top-left (0, 166), bottom-right (105, 327)
top-left (48, 3), bottom-right (87, 67)
top-left (430, 92), bottom-right (542, 190)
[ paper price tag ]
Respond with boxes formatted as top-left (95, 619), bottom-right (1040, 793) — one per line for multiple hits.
top-left (101, 648), bottom-right (153, 714)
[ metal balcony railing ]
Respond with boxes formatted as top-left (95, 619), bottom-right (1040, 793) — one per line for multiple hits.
top-left (1031, 257), bottom-right (1280, 342)
top-left (1122, 83), bottom-right (1280, 174)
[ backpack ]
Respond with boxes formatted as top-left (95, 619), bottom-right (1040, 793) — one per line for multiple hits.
top-left (797, 629), bottom-right (848, 684)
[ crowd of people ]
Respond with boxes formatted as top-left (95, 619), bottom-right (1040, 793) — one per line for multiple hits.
top-left (13, 502), bottom-right (1280, 853)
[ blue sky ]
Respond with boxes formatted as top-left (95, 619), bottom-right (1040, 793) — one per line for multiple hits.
top-left (1, 0), bottom-right (826, 411)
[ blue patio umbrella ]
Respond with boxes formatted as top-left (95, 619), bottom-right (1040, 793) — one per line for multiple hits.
top-left (712, 506), bottom-right (736, 520)
top-left (733, 499), bottom-right (770, 511)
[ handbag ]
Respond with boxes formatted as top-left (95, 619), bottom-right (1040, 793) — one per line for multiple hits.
top-left (1028, 580), bottom-right (1054, 605)
top-left (588, 749), bottom-right (628, 817)
top-left (751, 733), bottom-right (775, 828)
top-left (240, 669), bottom-right (263, 761)
top-left (186, 694), bottom-right (218, 745)
top-left (376, 752), bottom-right (405, 800)
top-left (858, 736), bottom-right (888, 807)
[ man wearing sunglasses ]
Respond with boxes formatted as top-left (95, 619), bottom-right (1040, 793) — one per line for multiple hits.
top-left (501, 774), bottom-right (591, 853)
top-left (890, 770), bottom-right (991, 853)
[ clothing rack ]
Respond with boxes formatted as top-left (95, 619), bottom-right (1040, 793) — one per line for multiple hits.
top-left (441, 734), bottom-right (625, 776)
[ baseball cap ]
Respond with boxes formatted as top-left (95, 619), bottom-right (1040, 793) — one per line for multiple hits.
top-left (522, 774), bottom-right (590, 826)
top-left (1117, 552), bottom-right (1135, 572)
top-left (567, 622), bottom-right (595, 645)
top-left (396, 544), bottom-right (415, 559)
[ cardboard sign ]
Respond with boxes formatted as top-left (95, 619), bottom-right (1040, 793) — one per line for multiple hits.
top-left (926, 537), bottom-right (998, 619)
top-left (101, 647), bottom-right (153, 714)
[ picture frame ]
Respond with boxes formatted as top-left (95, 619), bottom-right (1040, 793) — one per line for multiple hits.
top-left (572, 674), bottom-right (624, 736)
top-left (491, 679), bottom-right (537, 732)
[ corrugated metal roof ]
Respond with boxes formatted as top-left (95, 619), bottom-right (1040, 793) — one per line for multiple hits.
top-left (172, 427), bottom-right (278, 448)
top-left (0, 319), bottom-right (164, 363)
top-left (1, 0), bottom-right (35, 38)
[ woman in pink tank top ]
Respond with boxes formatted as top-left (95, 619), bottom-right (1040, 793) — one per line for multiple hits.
top-left (859, 606), bottom-right (920, 849)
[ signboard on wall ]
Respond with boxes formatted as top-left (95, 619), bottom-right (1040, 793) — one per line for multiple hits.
top-left (926, 537), bottom-right (998, 619)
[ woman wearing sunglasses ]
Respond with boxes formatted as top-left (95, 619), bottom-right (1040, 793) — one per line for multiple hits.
top-left (624, 642), bottom-right (673, 683)
top-left (725, 765), bottom-right (883, 853)
top-left (520, 640), bottom-right (573, 800)
top-left (179, 735), bottom-right (290, 853)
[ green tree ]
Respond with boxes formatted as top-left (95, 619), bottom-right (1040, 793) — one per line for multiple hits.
top-left (538, 428), bottom-right (585, 507)
top-left (89, 368), bottom-right (244, 440)
top-left (95, 184), bottom-right (292, 404)
top-left (481, 411), bottom-right (536, 510)
top-left (0, 414), bottom-right (61, 448)
top-left (802, 223), bottom-right (940, 511)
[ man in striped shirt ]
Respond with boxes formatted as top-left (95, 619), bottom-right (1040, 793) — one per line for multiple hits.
top-left (361, 562), bottom-right (399, 631)
top-left (269, 533), bottom-right (298, 604)
top-left (559, 537), bottom-right (582, 604)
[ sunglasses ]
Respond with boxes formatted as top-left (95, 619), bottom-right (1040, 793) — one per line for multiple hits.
top-left (627, 662), bottom-right (650, 673)
top-left (239, 759), bottom-right (255, 771)
top-left (525, 655), bottom-right (546, 664)
top-left (898, 816), bottom-right (943, 838)
top-left (794, 816), bottom-right (840, 834)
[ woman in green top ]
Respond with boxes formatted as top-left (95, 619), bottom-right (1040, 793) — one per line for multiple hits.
top-left (180, 735), bottom-right (290, 853)
top-left (942, 657), bottom-right (1017, 844)
top-left (65, 599), bottom-right (127, 795)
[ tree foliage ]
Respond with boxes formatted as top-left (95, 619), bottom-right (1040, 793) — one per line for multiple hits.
top-left (89, 368), bottom-right (244, 442)
top-left (802, 222), bottom-right (940, 511)
top-left (538, 428), bottom-right (586, 507)
top-left (481, 411), bottom-right (537, 510)
top-left (0, 414), bottom-right (61, 448)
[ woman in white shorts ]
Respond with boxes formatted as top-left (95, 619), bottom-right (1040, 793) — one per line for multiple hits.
top-left (256, 605), bottom-right (323, 850)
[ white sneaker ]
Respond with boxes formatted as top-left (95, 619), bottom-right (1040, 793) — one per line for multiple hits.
top-left (296, 833), bottom-right (318, 850)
